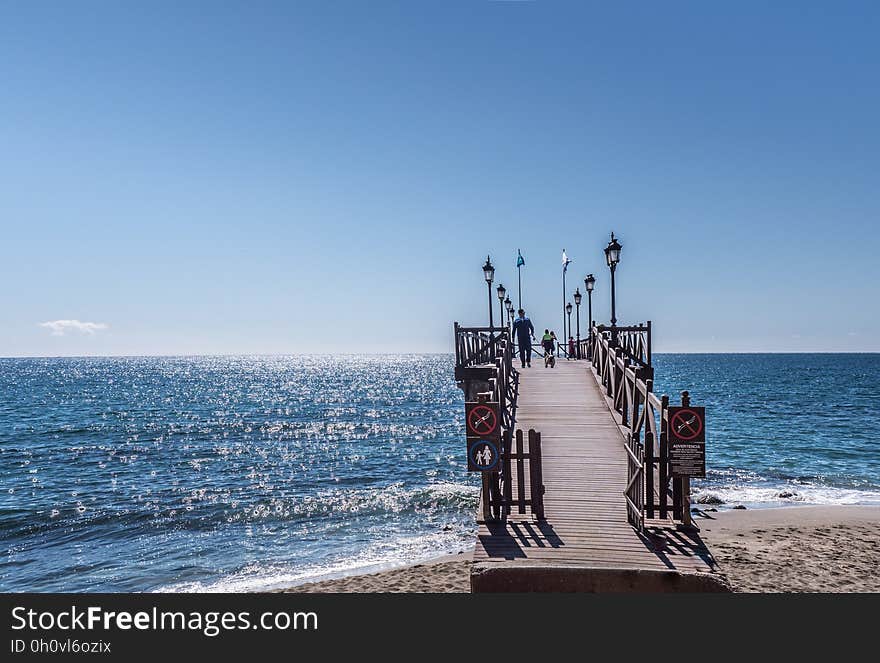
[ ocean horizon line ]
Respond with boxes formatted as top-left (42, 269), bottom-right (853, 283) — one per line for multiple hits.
top-left (2, 350), bottom-right (880, 360)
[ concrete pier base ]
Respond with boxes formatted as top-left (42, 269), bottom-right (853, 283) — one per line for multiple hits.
top-left (471, 562), bottom-right (731, 593)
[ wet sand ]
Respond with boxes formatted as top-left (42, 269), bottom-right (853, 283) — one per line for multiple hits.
top-left (277, 506), bottom-right (880, 593)
top-left (276, 553), bottom-right (472, 593)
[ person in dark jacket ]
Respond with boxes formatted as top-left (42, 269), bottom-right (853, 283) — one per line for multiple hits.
top-left (512, 309), bottom-right (535, 368)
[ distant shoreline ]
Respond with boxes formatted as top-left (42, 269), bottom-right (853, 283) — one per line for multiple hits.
top-left (276, 505), bottom-right (880, 593)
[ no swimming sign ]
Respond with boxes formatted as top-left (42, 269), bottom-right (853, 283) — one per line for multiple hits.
top-left (668, 406), bottom-right (706, 477)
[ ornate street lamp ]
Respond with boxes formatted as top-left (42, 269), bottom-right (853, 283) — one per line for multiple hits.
top-left (566, 301), bottom-right (573, 356)
top-left (496, 283), bottom-right (506, 333)
top-left (604, 233), bottom-right (622, 343)
top-left (482, 256), bottom-right (495, 332)
top-left (584, 273), bottom-right (595, 359)
top-left (573, 288), bottom-right (582, 358)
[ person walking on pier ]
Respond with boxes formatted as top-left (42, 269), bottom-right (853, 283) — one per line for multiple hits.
top-left (512, 309), bottom-right (535, 368)
top-left (541, 329), bottom-right (556, 368)
top-left (541, 329), bottom-right (553, 353)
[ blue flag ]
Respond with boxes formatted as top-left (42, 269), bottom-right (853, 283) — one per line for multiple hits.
top-left (516, 249), bottom-right (525, 267)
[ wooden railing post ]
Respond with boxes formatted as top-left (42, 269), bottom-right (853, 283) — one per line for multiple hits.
top-left (529, 430), bottom-right (545, 521)
top-left (515, 429), bottom-right (526, 514)
top-left (502, 430), bottom-right (513, 518)
top-left (659, 394), bottom-right (669, 519)
top-left (644, 379), bottom-right (655, 519)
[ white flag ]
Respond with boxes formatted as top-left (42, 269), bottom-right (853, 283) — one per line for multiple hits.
top-left (562, 249), bottom-right (571, 272)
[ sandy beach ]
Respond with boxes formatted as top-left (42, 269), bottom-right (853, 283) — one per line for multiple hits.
top-left (698, 505), bottom-right (880, 592)
top-left (278, 506), bottom-right (880, 593)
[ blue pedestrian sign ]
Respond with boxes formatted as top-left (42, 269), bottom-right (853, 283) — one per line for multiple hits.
top-left (467, 439), bottom-right (499, 472)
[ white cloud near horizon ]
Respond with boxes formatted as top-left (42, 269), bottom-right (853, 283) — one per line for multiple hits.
top-left (39, 319), bottom-right (109, 336)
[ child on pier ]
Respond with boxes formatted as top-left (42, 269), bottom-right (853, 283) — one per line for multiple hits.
top-left (542, 330), bottom-right (556, 368)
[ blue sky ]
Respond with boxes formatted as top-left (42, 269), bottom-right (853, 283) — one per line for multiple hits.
top-left (1, 1), bottom-right (878, 355)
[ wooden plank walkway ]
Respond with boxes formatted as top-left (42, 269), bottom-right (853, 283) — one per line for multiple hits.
top-left (471, 359), bottom-right (728, 592)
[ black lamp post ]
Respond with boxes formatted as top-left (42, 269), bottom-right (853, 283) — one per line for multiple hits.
top-left (565, 302), bottom-right (573, 356)
top-left (482, 256), bottom-right (495, 333)
top-left (573, 288), bottom-right (582, 359)
top-left (496, 283), bottom-right (506, 334)
top-left (504, 296), bottom-right (513, 331)
top-left (584, 274), bottom-right (595, 359)
top-left (604, 233), bottom-right (622, 344)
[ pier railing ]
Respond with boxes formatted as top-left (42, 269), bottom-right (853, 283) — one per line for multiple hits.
top-left (590, 322), bottom-right (691, 530)
top-left (454, 323), bottom-right (544, 521)
top-left (455, 324), bottom-right (503, 368)
top-left (576, 334), bottom-right (593, 361)
top-left (453, 324), bottom-right (517, 430)
top-left (512, 340), bottom-right (571, 360)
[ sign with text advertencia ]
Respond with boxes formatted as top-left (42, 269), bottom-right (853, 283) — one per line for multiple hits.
top-left (467, 438), bottom-right (500, 472)
top-left (465, 402), bottom-right (500, 439)
top-left (668, 406), bottom-right (706, 477)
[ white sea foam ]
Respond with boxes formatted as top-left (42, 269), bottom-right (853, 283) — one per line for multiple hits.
top-left (691, 484), bottom-right (880, 508)
top-left (155, 481), bottom-right (478, 593)
top-left (157, 527), bottom-right (473, 593)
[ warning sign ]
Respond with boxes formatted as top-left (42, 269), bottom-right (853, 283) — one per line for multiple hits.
top-left (668, 406), bottom-right (706, 477)
top-left (467, 439), bottom-right (500, 472)
top-left (465, 402), bottom-right (500, 439)
top-left (669, 408), bottom-right (704, 442)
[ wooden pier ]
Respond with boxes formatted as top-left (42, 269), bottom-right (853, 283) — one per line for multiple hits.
top-left (454, 321), bottom-right (730, 592)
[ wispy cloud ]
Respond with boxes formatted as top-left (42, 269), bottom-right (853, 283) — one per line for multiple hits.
top-left (39, 320), bottom-right (109, 336)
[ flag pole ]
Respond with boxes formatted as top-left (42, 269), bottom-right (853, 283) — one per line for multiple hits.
top-left (562, 256), bottom-right (566, 346)
top-left (516, 249), bottom-right (524, 310)
top-left (562, 250), bottom-right (572, 350)
top-left (518, 261), bottom-right (522, 310)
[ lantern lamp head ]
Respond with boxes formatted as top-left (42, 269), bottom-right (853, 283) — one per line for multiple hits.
top-left (482, 256), bottom-right (495, 283)
top-left (604, 233), bottom-right (622, 267)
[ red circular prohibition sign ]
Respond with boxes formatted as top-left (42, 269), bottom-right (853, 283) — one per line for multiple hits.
top-left (670, 409), bottom-right (703, 441)
top-left (467, 405), bottom-right (498, 436)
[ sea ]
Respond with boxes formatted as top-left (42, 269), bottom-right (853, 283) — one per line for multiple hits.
top-left (1, 353), bottom-right (878, 592)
